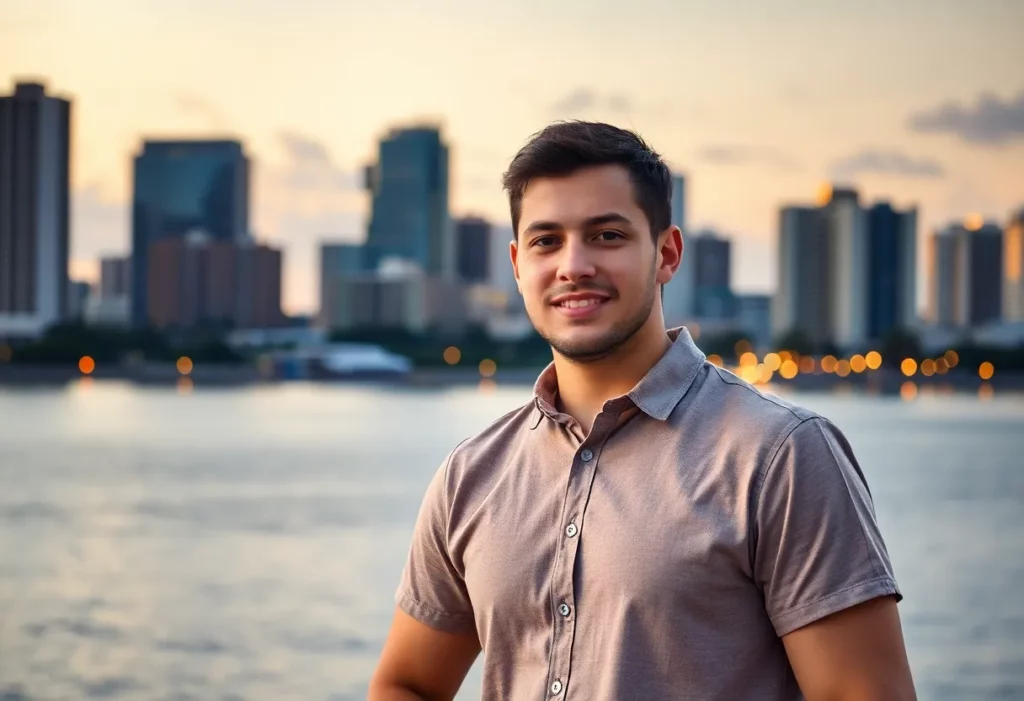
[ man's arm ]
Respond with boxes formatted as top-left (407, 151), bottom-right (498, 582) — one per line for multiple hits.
top-left (782, 595), bottom-right (916, 701)
top-left (368, 608), bottom-right (481, 701)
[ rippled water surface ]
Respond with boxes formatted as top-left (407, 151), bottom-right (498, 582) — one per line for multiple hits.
top-left (0, 381), bottom-right (1022, 700)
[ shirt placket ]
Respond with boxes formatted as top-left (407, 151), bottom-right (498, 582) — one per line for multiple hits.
top-left (545, 412), bottom-right (617, 698)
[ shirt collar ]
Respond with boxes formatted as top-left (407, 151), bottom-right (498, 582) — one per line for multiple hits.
top-left (532, 326), bottom-right (706, 426)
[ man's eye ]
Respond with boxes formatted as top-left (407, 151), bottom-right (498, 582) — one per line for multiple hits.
top-left (532, 236), bottom-right (557, 247)
top-left (597, 230), bottom-right (624, 241)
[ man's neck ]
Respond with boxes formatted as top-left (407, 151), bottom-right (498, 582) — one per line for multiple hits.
top-left (553, 321), bottom-right (672, 434)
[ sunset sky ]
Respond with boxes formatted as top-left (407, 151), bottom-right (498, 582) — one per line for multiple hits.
top-left (3, 0), bottom-right (1023, 314)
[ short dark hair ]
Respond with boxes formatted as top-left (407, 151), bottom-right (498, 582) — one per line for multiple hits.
top-left (502, 121), bottom-right (674, 239)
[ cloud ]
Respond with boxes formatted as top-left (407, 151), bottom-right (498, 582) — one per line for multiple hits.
top-left (253, 132), bottom-right (367, 313)
top-left (277, 131), bottom-right (362, 193)
top-left (176, 93), bottom-right (227, 129)
top-left (908, 90), bottom-right (1024, 145)
top-left (549, 89), bottom-right (632, 116)
top-left (829, 149), bottom-right (945, 179)
top-left (695, 145), bottom-right (800, 171)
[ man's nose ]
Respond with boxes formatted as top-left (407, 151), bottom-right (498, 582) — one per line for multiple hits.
top-left (556, 238), bottom-right (597, 282)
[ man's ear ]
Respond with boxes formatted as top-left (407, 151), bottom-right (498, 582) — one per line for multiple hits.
top-left (509, 238), bottom-right (521, 292)
top-left (656, 226), bottom-right (683, 285)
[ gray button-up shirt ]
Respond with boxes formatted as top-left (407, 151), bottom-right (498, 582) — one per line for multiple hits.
top-left (396, 327), bottom-right (902, 700)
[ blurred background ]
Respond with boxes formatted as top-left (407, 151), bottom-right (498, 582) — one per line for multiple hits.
top-left (1, 0), bottom-right (1022, 699)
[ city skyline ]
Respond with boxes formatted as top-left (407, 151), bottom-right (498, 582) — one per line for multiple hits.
top-left (3, 0), bottom-right (1023, 314)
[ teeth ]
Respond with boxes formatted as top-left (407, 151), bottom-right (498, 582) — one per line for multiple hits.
top-left (563, 299), bottom-right (600, 308)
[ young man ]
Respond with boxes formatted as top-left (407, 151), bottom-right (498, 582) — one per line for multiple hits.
top-left (370, 121), bottom-right (917, 700)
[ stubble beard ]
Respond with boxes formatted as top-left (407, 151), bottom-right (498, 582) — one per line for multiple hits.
top-left (531, 267), bottom-right (659, 365)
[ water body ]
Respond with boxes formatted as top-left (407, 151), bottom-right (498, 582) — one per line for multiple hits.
top-left (0, 381), bottom-right (1021, 700)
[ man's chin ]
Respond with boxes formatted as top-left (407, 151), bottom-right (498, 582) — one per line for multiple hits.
top-left (546, 330), bottom-right (624, 364)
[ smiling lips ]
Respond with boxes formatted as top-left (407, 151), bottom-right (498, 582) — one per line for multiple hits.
top-left (551, 293), bottom-right (611, 319)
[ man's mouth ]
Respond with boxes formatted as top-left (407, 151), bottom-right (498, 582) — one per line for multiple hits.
top-left (549, 293), bottom-right (612, 318)
top-left (555, 297), bottom-right (608, 309)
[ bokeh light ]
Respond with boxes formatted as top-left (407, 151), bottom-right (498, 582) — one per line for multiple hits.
top-left (978, 362), bottom-right (994, 380)
top-left (176, 356), bottom-right (194, 375)
top-left (799, 356), bottom-right (816, 374)
top-left (901, 358), bottom-right (918, 377)
top-left (865, 351), bottom-right (882, 370)
top-left (920, 359), bottom-right (936, 377)
top-left (835, 359), bottom-right (851, 378)
top-left (764, 353), bottom-right (782, 372)
top-left (900, 381), bottom-right (918, 401)
top-left (850, 354), bottom-right (867, 373)
top-left (478, 358), bottom-right (497, 377)
top-left (443, 346), bottom-right (461, 365)
top-left (78, 356), bottom-right (95, 375)
top-left (779, 359), bottom-right (799, 380)
top-left (821, 355), bottom-right (838, 373)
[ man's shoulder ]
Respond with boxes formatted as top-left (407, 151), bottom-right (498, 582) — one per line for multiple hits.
top-left (693, 363), bottom-right (825, 443)
top-left (443, 398), bottom-right (539, 480)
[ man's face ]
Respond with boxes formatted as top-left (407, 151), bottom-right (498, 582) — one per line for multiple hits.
top-left (510, 164), bottom-right (680, 363)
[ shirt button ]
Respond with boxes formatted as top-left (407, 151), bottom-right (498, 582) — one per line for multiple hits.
top-left (580, 449), bottom-right (593, 462)
top-left (558, 602), bottom-right (571, 617)
top-left (550, 680), bottom-right (563, 695)
top-left (565, 522), bottom-right (578, 538)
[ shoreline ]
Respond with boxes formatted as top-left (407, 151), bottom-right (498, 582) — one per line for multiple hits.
top-left (1, 363), bottom-right (1022, 394)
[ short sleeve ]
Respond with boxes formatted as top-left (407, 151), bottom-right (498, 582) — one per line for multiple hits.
top-left (395, 453), bottom-right (476, 634)
top-left (753, 417), bottom-right (902, 637)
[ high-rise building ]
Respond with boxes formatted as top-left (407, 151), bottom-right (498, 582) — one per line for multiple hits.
top-left (322, 262), bottom-right (466, 335)
top-left (147, 233), bottom-right (282, 331)
top-left (735, 294), bottom-right (772, 350)
top-left (662, 172), bottom-right (693, 326)
top-left (773, 206), bottom-right (831, 347)
top-left (0, 81), bottom-right (71, 339)
top-left (965, 223), bottom-right (1003, 326)
top-left (67, 281), bottom-right (92, 321)
top-left (235, 243), bottom-right (284, 329)
top-left (364, 125), bottom-right (451, 277)
top-left (455, 216), bottom-right (491, 283)
top-left (1004, 208), bottom-right (1024, 322)
top-left (100, 256), bottom-right (131, 299)
top-left (927, 227), bottom-right (958, 326)
top-left (131, 140), bottom-right (250, 327)
top-left (319, 243), bottom-right (365, 328)
top-left (866, 202), bottom-right (917, 341)
top-left (774, 186), bottom-right (915, 349)
top-left (928, 219), bottom-right (1003, 328)
top-left (824, 188), bottom-right (869, 349)
top-left (690, 230), bottom-right (734, 320)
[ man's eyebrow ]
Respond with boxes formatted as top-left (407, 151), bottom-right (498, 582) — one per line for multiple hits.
top-left (582, 212), bottom-right (632, 229)
top-left (522, 220), bottom-right (563, 236)
top-left (521, 212), bottom-right (633, 236)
